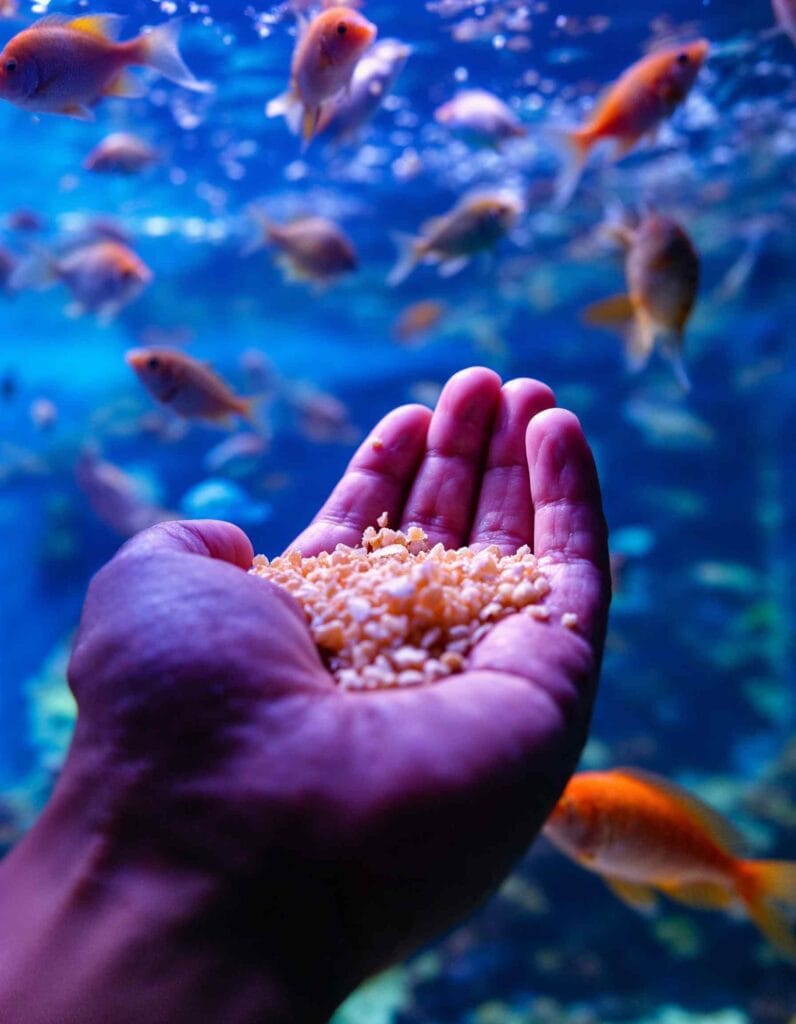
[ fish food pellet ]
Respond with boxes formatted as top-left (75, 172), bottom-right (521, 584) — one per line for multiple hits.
top-left (251, 513), bottom-right (554, 691)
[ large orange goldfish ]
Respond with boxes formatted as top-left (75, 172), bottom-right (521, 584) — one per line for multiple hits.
top-left (556, 40), bottom-right (709, 206)
top-left (266, 6), bottom-right (377, 144)
top-left (0, 13), bottom-right (211, 120)
top-left (544, 769), bottom-right (796, 961)
top-left (583, 212), bottom-right (699, 391)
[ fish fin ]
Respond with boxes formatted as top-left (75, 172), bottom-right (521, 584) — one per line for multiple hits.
top-left (659, 335), bottom-right (692, 393)
top-left (658, 879), bottom-right (734, 910)
top-left (387, 232), bottom-right (422, 287)
top-left (104, 70), bottom-right (146, 99)
top-left (265, 89), bottom-right (304, 136)
top-left (301, 105), bottom-right (322, 146)
top-left (604, 878), bottom-right (659, 914)
top-left (582, 293), bottom-right (635, 331)
top-left (62, 103), bottom-right (95, 121)
top-left (241, 213), bottom-right (271, 257)
top-left (437, 255), bottom-right (470, 279)
top-left (613, 133), bottom-right (642, 162)
top-left (552, 128), bottom-right (593, 210)
top-left (614, 769), bottom-right (750, 857)
top-left (741, 863), bottom-right (796, 962)
top-left (136, 19), bottom-right (213, 93)
top-left (67, 13), bottom-right (126, 41)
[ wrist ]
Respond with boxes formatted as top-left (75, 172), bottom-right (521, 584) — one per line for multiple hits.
top-left (0, 734), bottom-right (336, 1024)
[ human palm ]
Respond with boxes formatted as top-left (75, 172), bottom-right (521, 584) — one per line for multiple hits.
top-left (65, 368), bottom-right (609, 1017)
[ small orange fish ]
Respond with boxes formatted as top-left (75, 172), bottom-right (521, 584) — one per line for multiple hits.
top-left (544, 769), bottom-right (796, 961)
top-left (583, 212), bottom-right (699, 391)
top-left (388, 192), bottom-right (522, 286)
top-left (266, 6), bottom-right (377, 144)
top-left (774, 0), bottom-right (796, 45)
top-left (84, 132), bottom-right (159, 174)
top-left (248, 214), bottom-right (358, 288)
top-left (393, 299), bottom-right (447, 345)
top-left (557, 40), bottom-right (709, 206)
top-left (126, 348), bottom-right (254, 427)
top-left (0, 14), bottom-right (211, 120)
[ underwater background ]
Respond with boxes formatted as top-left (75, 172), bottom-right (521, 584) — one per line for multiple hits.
top-left (0, 0), bottom-right (794, 1021)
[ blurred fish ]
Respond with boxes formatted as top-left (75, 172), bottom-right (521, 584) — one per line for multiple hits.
top-left (180, 478), bottom-right (272, 526)
top-left (0, 1), bottom-right (17, 20)
top-left (556, 40), bottom-right (709, 206)
top-left (84, 132), bottom-right (159, 175)
top-left (773, 0), bottom-right (796, 45)
top-left (287, 381), bottom-right (357, 443)
top-left (583, 212), bottom-right (699, 390)
top-left (388, 191), bottom-right (523, 286)
top-left (544, 769), bottom-right (796, 961)
top-left (434, 88), bottom-right (526, 148)
top-left (0, 244), bottom-right (17, 290)
top-left (266, 6), bottom-right (377, 145)
top-left (249, 214), bottom-right (358, 288)
top-left (126, 348), bottom-right (255, 427)
top-left (625, 396), bottom-right (714, 448)
top-left (75, 448), bottom-right (176, 538)
top-left (393, 299), bottom-right (448, 345)
top-left (4, 208), bottom-right (43, 233)
top-left (318, 38), bottom-right (410, 141)
top-left (0, 14), bottom-right (211, 119)
top-left (11, 239), bottom-right (153, 321)
top-left (204, 432), bottom-right (269, 475)
top-left (29, 397), bottom-right (57, 431)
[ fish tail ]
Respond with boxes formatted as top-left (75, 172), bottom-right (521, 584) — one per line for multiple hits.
top-left (739, 860), bottom-right (796, 962)
top-left (134, 19), bottom-right (213, 93)
top-left (241, 209), bottom-right (272, 257)
top-left (659, 333), bottom-right (692, 393)
top-left (8, 245), bottom-right (59, 293)
top-left (582, 293), bottom-right (655, 372)
top-left (387, 232), bottom-right (422, 287)
top-left (266, 90), bottom-right (306, 138)
top-left (553, 128), bottom-right (593, 210)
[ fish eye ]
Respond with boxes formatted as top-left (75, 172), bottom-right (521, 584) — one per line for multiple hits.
top-left (5, 59), bottom-right (17, 73)
top-left (337, 21), bottom-right (347, 35)
top-left (147, 356), bottom-right (161, 370)
top-left (676, 52), bottom-right (689, 66)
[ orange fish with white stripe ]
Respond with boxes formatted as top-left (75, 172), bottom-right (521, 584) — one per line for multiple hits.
top-left (544, 769), bottom-right (796, 961)
top-left (556, 40), bottom-right (709, 206)
top-left (0, 13), bottom-right (211, 120)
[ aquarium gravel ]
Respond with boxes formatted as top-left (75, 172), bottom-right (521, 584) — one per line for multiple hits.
top-left (252, 514), bottom-right (554, 690)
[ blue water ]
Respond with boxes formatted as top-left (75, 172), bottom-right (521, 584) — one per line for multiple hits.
top-left (0, 0), bottom-right (794, 1020)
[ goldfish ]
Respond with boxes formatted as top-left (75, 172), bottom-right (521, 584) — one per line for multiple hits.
top-left (393, 299), bottom-right (448, 345)
top-left (318, 38), bottom-right (410, 141)
top-left (11, 239), bottom-right (153, 321)
top-left (556, 40), bottom-right (709, 206)
top-left (266, 6), bottom-right (377, 144)
top-left (774, 0), bottom-right (796, 45)
top-left (84, 132), bottom-right (158, 174)
top-left (434, 89), bottom-right (526, 148)
top-left (543, 769), bottom-right (796, 962)
top-left (583, 212), bottom-right (699, 391)
top-left (388, 192), bottom-right (522, 286)
top-left (126, 348), bottom-right (255, 427)
top-left (249, 214), bottom-right (358, 288)
top-left (0, 14), bottom-right (211, 120)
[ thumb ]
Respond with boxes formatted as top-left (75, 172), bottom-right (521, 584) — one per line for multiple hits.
top-left (116, 520), bottom-right (254, 570)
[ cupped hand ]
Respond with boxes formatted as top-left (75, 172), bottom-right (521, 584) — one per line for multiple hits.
top-left (65, 367), bottom-right (610, 1017)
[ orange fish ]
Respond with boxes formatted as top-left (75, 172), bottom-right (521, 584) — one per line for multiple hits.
top-left (266, 6), bottom-right (377, 144)
top-left (774, 0), bottom-right (796, 45)
top-left (556, 40), bottom-right (709, 206)
top-left (544, 769), bottom-right (796, 961)
top-left (126, 348), bottom-right (254, 427)
top-left (248, 214), bottom-right (358, 288)
top-left (0, 14), bottom-right (211, 120)
top-left (393, 299), bottom-right (447, 345)
top-left (84, 132), bottom-right (159, 174)
top-left (583, 212), bottom-right (699, 391)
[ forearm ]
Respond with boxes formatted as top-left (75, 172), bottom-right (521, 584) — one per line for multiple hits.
top-left (0, 761), bottom-right (331, 1024)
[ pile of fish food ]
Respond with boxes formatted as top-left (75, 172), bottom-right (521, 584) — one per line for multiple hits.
top-left (251, 514), bottom-right (554, 691)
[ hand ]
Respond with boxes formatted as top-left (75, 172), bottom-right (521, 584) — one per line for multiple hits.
top-left (0, 368), bottom-right (609, 1024)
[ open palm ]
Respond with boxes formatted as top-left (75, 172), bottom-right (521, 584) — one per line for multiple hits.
top-left (62, 368), bottom-right (610, 1021)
